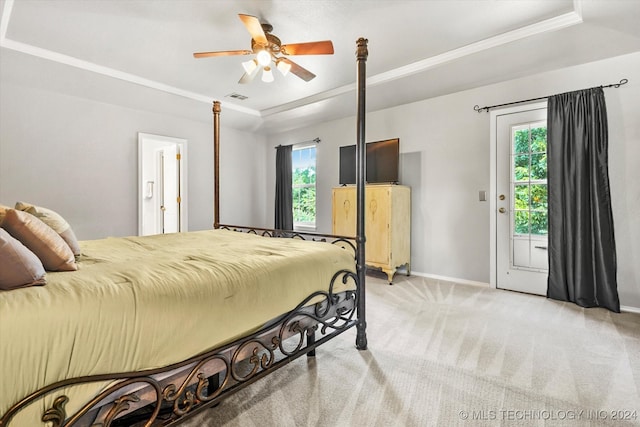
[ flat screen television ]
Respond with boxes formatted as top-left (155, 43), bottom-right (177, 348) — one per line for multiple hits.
top-left (339, 138), bottom-right (399, 185)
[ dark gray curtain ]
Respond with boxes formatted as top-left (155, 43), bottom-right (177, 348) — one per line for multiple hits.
top-left (547, 87), bottom-right (620, 312)
top-left (274, 145), bottom-right (293, 230)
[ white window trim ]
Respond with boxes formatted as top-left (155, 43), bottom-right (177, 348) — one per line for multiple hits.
top-left (292, 143), bottom-right (317, 231)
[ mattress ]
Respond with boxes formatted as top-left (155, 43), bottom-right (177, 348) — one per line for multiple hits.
top-left (0, 229), bottom-right (355, 425)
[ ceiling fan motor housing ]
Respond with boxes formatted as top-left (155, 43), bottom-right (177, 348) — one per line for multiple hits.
top-left (251, 24), bottom-right (282, 56)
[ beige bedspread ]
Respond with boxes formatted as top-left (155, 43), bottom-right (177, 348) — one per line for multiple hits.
top-left (0, 229), bottom-right (355, 425)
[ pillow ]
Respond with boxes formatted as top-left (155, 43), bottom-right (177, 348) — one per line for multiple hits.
top-left (0, 228), bottom-right (46, 290)
top-left (15, 201), bottom-right (81, 256)
top-left (0, 204), bottom-right (10, 226)
top-left (1, 209), bottom-right (77, 272)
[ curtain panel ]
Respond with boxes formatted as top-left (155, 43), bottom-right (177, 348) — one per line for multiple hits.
top-left (546, 87), bottom-right (620, 312)
top-left (274, 145), bottom-right (293, 230)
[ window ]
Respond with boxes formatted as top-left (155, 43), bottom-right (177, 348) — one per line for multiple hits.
top-left (292, 145), bottom-right (316, 229)
top-left (512, 121), bottom-right (548, 237)
top-left (511, 121), bottom-right (548, 271)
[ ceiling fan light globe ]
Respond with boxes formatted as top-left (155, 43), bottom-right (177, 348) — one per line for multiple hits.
top-left (242, 59), bottom-right (258, 73)
top-left (276, 59), bottom-right (291, 76)
top-left (256, 50), bottom-right (271, 66)
top-left (262, 66), bottom-right (274, 83)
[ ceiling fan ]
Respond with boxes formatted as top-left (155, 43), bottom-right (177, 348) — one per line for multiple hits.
top-left (193, 14), bottom-right (334, 84)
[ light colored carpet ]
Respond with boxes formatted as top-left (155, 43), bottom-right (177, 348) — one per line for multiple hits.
top-left (182, 275), bottom-right (640, 426)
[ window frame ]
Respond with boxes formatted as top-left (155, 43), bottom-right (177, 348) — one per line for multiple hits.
top-left (291, 143), bottom-right (317, 231)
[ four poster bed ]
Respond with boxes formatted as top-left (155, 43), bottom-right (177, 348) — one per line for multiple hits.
top-left (0, 38), bottom-right (370, 427)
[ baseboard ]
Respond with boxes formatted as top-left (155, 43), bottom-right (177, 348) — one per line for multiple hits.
top-left (621, 305), bottom-right (640, 314)
top-left (408, 271), bottom-right (490, 288)
top-left (407, 270), bottom-right (640, 313)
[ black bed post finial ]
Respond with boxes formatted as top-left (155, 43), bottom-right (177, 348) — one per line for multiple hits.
top-left (355, 37), bottom-right (368, 351)
top-left (213, 101), bottom-right (221, 229)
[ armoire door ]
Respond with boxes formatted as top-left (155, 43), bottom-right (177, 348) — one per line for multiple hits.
top-left (332, 188), bottom-right (356, 236)
top-left (366, 186), bottom-right (390, 265)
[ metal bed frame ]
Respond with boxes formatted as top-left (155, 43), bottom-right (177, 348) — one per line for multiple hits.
top-left (0, 37), bottom-right (369, 427)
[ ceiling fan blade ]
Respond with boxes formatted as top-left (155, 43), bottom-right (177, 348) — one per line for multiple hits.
top-left (280, 58), bottom-right (316, 82)
top-left (238, 64), bottom-right (260, 84)
top-left (238, 14), bottom-right (267, 45)
top-left (281, 40), bottom-right (334, 56)
top-left (194, 50), bottom-right (252, 58)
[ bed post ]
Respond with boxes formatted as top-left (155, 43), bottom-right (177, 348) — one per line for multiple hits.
top-left (213, 100), bottom-right (221, 229)
top-left (355, 37), bottom-right (368, 351)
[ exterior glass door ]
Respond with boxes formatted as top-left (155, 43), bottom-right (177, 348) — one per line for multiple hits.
top-left (496, 107), bottom-right (548, 295)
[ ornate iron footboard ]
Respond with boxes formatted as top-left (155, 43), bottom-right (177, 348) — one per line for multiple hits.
top-left (0, 228), bottom-right (363, 427)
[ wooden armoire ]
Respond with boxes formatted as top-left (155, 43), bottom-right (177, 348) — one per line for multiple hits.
top-left (332, 184), bottom-right (410, 284)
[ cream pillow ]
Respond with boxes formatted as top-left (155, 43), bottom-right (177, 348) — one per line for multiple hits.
top-left (1, 209), bottom-right (77, 272)
top-left (0, 228), bottom-right (46, 290)
top-left (0, 204), bottom-right (10, 226)
top-left (15, 201), bottom-right (81, 256)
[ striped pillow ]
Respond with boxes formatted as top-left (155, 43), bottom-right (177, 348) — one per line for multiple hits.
top-left (15, 202), bottom-right (81, 256)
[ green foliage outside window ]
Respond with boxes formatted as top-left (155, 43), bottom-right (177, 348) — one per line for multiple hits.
top-left (513, 126), bottom-right (548, 235)
top-left (292, 166), bottom-right (316, 223)
top-left (292, 145), bottom-right (316, 225)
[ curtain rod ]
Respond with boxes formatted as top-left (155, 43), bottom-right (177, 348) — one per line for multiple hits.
top-left (473, 78), bottom-right (628, 113)
top-left (274, 137), bottom-right (321, 149)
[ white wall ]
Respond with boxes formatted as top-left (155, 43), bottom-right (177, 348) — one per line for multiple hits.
top-left (267, 52), bottom-right (640, 309)
top-left (1, 47), bottom-right (637, 308)
top-left (0, 57), bottom-right (267, 239)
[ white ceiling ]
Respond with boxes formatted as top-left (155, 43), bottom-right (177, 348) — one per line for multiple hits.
top-left (1, 0), bottom-right (639, 133)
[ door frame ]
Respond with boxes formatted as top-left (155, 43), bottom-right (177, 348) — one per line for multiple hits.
top-left (138, 133), bottom-right (187, 236)
top-left (489, 102), bottom-right (547, 289)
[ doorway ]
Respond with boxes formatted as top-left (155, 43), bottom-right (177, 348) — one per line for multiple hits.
top-left (490, 104), bottom-right (548, 295)
top-left (138, 133), bottom-right (187, 236)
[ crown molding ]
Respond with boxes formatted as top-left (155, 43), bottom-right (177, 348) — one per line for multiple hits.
top-left (0, 39), bottom-right (260, 116)
top-left (0, 0), bottom-right (15, 40)
top-left (367, 11), bottom-right (583, 87)
top-left (262, 7), bottom-right (583, 117)
top-left (1, 0), bottom-right (583, 120)
top-left (0, 0), bottom-right (258, 117)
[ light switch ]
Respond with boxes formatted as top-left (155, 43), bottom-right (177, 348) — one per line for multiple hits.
top-left (479, 190), bottom-right (487, 202)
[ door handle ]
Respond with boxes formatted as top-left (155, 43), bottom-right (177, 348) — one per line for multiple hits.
top-left (498, 207), bottom-right (506, 213)
top-left (534, 245), bottom-right (548, 250)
